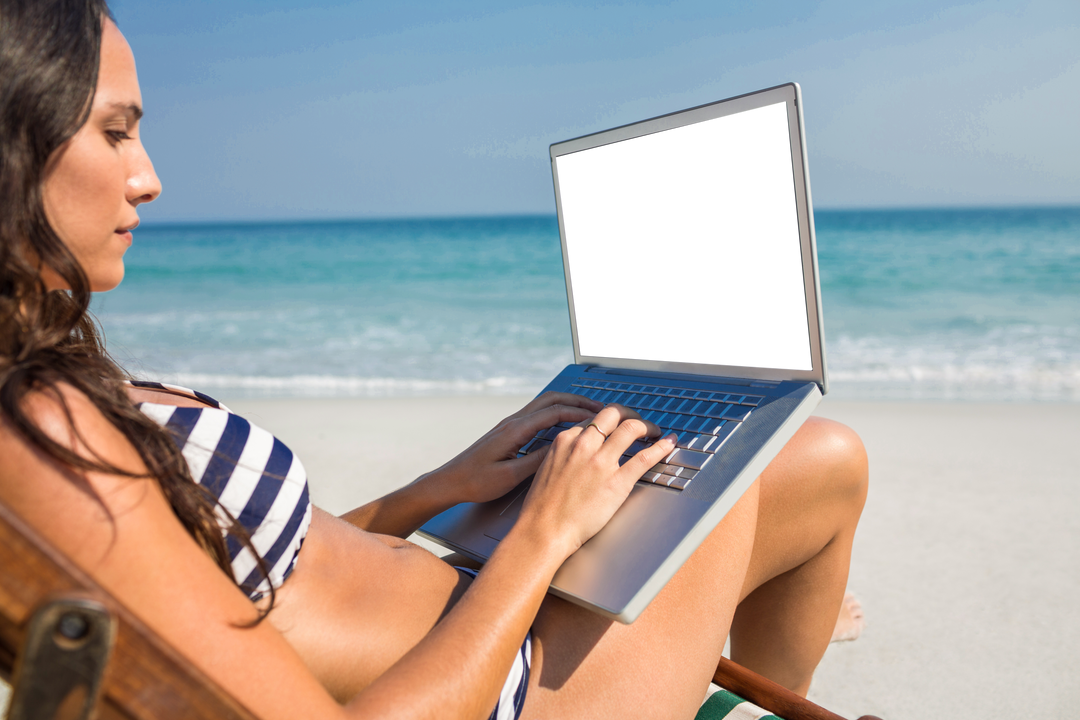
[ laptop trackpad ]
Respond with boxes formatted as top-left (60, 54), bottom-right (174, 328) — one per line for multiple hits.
top-left (483, 483), bottom-right (530, 541)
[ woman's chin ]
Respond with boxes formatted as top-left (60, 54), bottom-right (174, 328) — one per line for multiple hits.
top-left (89, 266), bottom-right (125, 293)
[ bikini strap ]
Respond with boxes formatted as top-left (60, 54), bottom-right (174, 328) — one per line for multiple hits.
top-left (125, 380), bottom-right (232, 412)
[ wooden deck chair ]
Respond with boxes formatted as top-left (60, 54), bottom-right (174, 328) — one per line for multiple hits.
top-left (0, 498), bottom-right (879, 720)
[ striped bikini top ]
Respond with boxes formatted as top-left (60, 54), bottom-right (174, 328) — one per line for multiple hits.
top-left (129, 381), bottom-right (312, 601)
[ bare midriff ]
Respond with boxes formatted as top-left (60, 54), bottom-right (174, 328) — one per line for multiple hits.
top-left (266, 508), bottom-right (472, 703)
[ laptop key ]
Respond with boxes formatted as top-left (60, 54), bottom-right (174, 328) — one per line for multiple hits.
top-left (703, 402), bottom-right (729, 418)
top-left (669, 475), bottom-right (693, 490)
top-left (669, 415), bottom-right (693, 432)
top-left (685, 400), bottom-right (708, 416)
top-left (524, 438), bottom-right (552, 454)
top-left (676, 431), bottom-right (702, 449)
top-left (667, 398), bottom-right (687, 412)
top-left (664, 448), bottom-right (711, 470)
top-left (684, 433), bottom-right (714, 450)
top-left (679, 399), bottom-right (698, 414)
top-left (703, 423), bottom-right (738, 451)
top-left (698, 418), bottom-right (725, 434)
top-left (724, 406), bottom-right (752, 422)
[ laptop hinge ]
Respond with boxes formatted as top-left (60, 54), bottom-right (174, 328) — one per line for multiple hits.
top-left (585, 366), bottom-right (783, 389)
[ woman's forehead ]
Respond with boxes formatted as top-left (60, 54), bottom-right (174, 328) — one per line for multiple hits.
top-left (95, 20), bottom-right (142, 109)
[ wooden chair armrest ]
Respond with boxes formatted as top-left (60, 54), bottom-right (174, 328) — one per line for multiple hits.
top-left (712, 657), bottom-right (881, 720)
top-left (0, 499), bottom-right (257, 720)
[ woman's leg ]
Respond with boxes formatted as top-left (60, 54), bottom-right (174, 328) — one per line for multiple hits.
top-left (523, 417), bottom-right (868, 719)
top-left (729, 417), bottom-right (868, 694)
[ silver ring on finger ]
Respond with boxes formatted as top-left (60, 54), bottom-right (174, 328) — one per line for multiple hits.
top-left (586, 422), bottom-right (609, 440)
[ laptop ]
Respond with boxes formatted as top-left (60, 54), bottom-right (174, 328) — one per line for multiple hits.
top-left (419, 82), bottom-right (827, 624)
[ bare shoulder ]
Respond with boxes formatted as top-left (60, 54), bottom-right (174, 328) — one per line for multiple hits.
top-left (0, 381), bottom-right (153, 567)
top-left (3, 380), bottom-right (145, 477)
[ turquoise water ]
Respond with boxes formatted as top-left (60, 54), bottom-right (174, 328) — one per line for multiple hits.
top-left (92, 208), bottom-right (1080, 401)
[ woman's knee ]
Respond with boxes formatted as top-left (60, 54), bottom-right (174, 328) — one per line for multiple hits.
top-left (800, 417), bottom-right (869, 509)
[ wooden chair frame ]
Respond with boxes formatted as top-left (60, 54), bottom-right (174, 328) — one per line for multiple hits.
top-left (0, 498), bottom-right (875, 720)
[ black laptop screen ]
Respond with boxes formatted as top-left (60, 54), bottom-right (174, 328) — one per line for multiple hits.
top-left (555, 100), bottom-right (813, 373)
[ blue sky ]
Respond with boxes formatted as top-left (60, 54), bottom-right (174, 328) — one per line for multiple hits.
top-left (110, 1), bottom-right (1080, 222)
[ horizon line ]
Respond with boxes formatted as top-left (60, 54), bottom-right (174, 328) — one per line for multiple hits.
top-left (138, 202), bottom-right (1080, 229)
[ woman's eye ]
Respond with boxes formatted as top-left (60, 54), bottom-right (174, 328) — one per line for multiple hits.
top-left (106, 130), bottom-right (132, 143)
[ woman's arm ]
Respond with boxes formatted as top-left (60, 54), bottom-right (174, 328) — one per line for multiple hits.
top-left (338, 392), bottom-right (603, 537)
top-left (342, 403), bottom-right (676, 718)
top-left (1, 383), bottom-right (671, 720)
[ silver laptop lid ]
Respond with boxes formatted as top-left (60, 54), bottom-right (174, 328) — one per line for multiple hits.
top-left (550, 82), bottom-right (827, 393)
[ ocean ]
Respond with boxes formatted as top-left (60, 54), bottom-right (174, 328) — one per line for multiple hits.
top-left (91, 207), bottom-right (1080, 402)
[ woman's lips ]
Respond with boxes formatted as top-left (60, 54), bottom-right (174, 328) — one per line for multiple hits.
top-left (115, 221), bottom-right (138, 245)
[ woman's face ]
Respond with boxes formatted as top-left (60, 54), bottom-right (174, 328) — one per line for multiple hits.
top-left (41, 20), bottom-right (161, 292)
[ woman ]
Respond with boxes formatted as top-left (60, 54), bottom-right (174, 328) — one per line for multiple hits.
top-left (0, 2), bottom-right (868, 718)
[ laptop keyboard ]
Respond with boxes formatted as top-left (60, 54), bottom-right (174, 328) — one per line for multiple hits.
top-left (518, 378), bottom-right (764, 491)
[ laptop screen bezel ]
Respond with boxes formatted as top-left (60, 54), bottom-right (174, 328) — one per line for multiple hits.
top-left (549, 82), bottom-right (828, 394)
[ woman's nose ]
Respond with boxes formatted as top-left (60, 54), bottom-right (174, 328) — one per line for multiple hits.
top-left (127, 141), bottom-right (162, 206)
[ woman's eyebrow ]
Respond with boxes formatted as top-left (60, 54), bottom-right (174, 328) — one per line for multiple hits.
top-left (105, 101), bottom-right (144, 121)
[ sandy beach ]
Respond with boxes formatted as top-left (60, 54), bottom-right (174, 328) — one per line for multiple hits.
top-left (223, 395), bottom-right (1080, 720)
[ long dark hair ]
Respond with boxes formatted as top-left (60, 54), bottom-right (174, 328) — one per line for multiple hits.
top-left (0, 0), bottom-right (273, 614)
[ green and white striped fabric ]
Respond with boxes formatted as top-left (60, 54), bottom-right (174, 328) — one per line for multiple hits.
top-left (695, 687), bottom-right (783, 720)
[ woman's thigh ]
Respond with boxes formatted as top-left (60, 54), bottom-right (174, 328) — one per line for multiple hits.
top-left (524, 471), bottom-right (758, 719)
top-left (522, 417), bottom-right (866, 719)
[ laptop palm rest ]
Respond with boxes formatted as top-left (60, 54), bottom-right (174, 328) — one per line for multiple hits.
top-left (477, 480), bottom-right (711, 611)
top-left (483, 482), bottom-right (531, 541)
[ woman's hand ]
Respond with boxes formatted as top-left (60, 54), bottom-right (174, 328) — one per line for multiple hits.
top-left (423, 391), bottom-right (605, 506)
top-left (339, 392), bottom-right (605, 537)
top-left (514, 404), bottom-right (678, 558)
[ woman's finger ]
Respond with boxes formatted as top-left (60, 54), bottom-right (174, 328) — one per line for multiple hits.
top-left (502, 443), bottom-right (550, 484)
top-left (601, 417), bottom-right (654, 457)
top-left (511, 402), bottom-right (596, 444)
top-left (617, 432), bottom-right (678, 481)
top-left (508, 390), bottom-right (603, 420)
top-left (574, 404), bottom-right (661, 446)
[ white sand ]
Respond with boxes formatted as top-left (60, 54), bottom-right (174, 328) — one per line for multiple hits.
top-left (223, 395), bottom-right (1080, 719)
top-left (808, 401), bottom-right (1080, 719)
